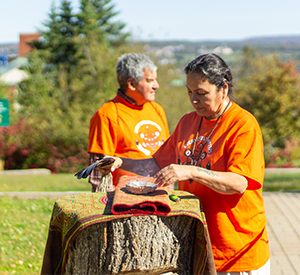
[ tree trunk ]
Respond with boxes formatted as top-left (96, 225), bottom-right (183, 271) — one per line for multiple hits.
top-left (65, 214), bottom-right (198, 275)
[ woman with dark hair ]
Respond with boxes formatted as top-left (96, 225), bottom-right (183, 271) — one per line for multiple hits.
top-left (82, 53), bottom-right (270, 274)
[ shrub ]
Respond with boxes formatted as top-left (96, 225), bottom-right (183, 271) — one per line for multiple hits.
top-left (265, 144), bottom-right (299, 168)
top-left (0, 117), bottom-right (34, 169)
top-left (0, 117), bottom-right (89, 172)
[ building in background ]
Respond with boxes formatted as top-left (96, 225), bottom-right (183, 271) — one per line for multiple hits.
top-left (0, 33), bottom-right (40, 85)
top-left (0, 33), bottom-right (40, 112)
top-left (19, 33), bottom-right (40, 57)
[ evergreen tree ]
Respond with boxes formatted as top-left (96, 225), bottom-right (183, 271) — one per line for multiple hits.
top-left (17, 51), bottom-right (91, 172)
top-left (17, 29), bottom-right (128, 172)
top-left (77, 0), bottom-right (129, 46)
top-left (31, 0), bottom-right (129, 69)
top-left (32, 0), bottom-right (80, 68)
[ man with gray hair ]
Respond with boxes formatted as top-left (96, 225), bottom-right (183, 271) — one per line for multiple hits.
top-left (87, 53), bottom-right (170, 192)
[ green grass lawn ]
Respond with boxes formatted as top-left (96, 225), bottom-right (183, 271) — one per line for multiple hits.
top-left (0, 173), bottom-right (90, 192)
top-left (0, 197), bottom-right (54, 275)
top-left (0, 171), bottom-right (299, 274)
top-left (263, 172), bottom-right (300, 191)
top-left (0, 174), bottom-right (90, 274)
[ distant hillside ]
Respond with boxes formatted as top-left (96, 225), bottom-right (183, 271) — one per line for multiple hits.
top-left (0, 43), bottom-right (18, 51)
top-left (0, 43), bottom-right (18, 59)
top-left (2, 35), bottom-right (300, 54)
top-left (144, 35), bottom-right (300, 52)
top-left (2, 35), bottom-right (300, 67)
top-left (142, 35), bottom-right (300, 45)
top-left (244, 36), bottom-right (300, 44)
top-left (140, 36), bottom-right (300, 71)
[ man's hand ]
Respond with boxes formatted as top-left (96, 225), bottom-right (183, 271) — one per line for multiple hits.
top-left (75, 156), bottom-right (122, 179)
top-left (97, 156), bottom-right (123, 174)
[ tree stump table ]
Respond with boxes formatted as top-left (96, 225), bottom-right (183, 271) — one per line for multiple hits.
top-left (41, 191), bottom-right (215, 275)
top-left (65, 215), bottom-right (197, 275)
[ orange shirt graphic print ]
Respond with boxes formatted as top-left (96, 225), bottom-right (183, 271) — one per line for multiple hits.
top-left (134, 120), bottom-right (165, 156)
top-left (182, 136), bottom-right (212, 169)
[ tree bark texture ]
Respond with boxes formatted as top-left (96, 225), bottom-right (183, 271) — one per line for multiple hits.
top-left (65, 214), bottom-right (197, 275)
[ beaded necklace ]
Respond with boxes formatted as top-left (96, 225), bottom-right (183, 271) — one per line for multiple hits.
top-left (188, 100), bottom-right (231, 183)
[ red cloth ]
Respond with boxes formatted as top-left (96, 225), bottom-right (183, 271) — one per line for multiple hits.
top-left (111, 175), bottom-right (171, 215)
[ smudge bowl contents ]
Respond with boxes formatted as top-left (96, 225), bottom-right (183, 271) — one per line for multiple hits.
top-left (125, 180), bottom-right (157, 194)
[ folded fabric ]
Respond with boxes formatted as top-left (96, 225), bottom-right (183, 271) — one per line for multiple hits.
top-left (111, 175), bottom-right (171, 215)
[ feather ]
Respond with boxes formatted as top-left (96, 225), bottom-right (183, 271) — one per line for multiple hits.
top-left (74, 162), bottom-right (99, 179)
top-left (74, 157), bottom-right (115, 179)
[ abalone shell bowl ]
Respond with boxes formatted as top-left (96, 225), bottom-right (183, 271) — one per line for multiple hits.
top-left (125, 181), bottom-right (157, 194)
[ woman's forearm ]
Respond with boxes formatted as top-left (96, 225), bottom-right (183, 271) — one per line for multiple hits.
top-left (154, 164), bottom-right (248, 195)
top-left (192, 167), bottom-right (248, 194)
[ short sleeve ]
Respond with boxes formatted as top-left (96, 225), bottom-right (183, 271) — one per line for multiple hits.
top-left (153, 119), bottom-right (181, 169)
top-left (87, 103), bottom-right (118, 155)
top-left (227, 128), bottom-right (265, 190)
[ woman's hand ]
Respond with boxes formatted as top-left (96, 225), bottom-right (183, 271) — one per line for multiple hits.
top-left (154, 164), bottom-right (193, 187)
top-left (154, 164), bottom-right (248, 194)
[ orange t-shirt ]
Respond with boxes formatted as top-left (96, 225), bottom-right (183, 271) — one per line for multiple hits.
top-left (88, 94), bottom-right (170, 185)
top-left (153, 102), bottom-right (270, 272)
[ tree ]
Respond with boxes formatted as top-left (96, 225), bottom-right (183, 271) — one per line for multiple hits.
top-left (31, 0), bottom-right (129, 69)
top-left (32, 0), bottom-right (80, 69)
top-left (26, 0), bottom-right (130, 112)
top-left (17, 44), bottom-right (117, 172)
top-left (234, 47), bottom-right (300, 146)
top-left (77, 0), bottom-right (130, 46)
top-left (17, 31), bottom-right (127, 172)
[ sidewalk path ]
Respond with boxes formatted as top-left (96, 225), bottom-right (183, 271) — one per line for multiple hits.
top-left (0, 168), bottom-right (51, 175)
top-left (265, 168), bottom-right (300, 174)
top-left (263, 191), bottom-right (300, 275)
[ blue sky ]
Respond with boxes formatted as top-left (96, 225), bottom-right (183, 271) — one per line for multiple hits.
top-left (1, 0), bottom-right (300, 43)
